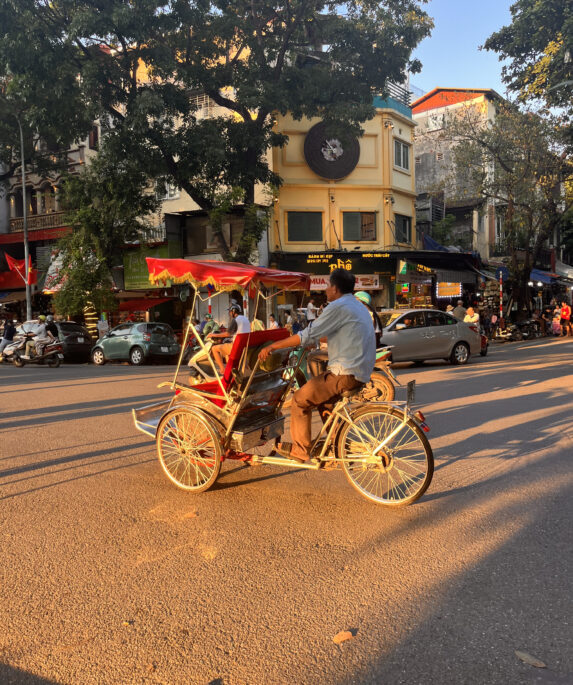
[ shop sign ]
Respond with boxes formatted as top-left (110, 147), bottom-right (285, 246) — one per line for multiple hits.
top-left (124, 244), bottom-right (180, 290)
top-left (310, 274), bottom-right (381, 291)
top-left (436, 282), bottom-right (462, 298)
top-left (281, 252), bottom-right (396, 276)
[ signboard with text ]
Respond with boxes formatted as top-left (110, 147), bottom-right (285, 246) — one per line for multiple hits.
top-left (310, 274), bottom-right (381, 290)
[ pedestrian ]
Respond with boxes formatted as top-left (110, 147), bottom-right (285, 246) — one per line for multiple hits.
top-left (446, 304), bottom-right (454, 316)
top-left (284, 310), bottom-right (293, 334)
top-left (268, 314), bottom-right (279, 329)
top-left (452, 300), bottom-right (466, 320)
top-left (258, 268), bottom-right (375, 463)
top-left (560, 300), bottom-right (572, 337)
top-left (0, 318), bottom-right (17, 355)
top-left (97, 316), bottom-right (109, 339)
top-left (463, 307), bottom-right (479, 324)
top-left (306, 298), bottom-right (317, 323)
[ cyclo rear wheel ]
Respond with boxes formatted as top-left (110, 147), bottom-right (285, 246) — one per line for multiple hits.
top-left (337, 405), bottom-right (433, 506)
top-left (156, 408), bottom-right (222, 492)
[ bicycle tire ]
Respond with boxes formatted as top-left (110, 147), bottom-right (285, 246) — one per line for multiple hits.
top-left (337, 405), bottom-right (433, 506)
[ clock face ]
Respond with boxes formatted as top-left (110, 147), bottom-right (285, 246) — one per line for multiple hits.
top-left (304, 122), bottom-right (360, 180)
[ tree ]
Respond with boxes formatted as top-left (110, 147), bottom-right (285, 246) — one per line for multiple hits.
top-left (441, 102), bottom-right (573, 312)
top-left (484, 0), bottom-right (573, 143)
top-left (52, 151), bottom-right (160, 315)
top-left (0, 0), bottom-right (433, 260)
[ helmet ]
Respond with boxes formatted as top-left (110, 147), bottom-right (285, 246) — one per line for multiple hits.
top-left (228, 304), bottom-right (242, 313)
top-left (205, 313), bottom-right (213, 320)
top-left (38, 314), bottom-right (46, 321)
top-left (46, 315), bottom-right (54, 322)
top-left (354, 291), bottom-right (371, 306)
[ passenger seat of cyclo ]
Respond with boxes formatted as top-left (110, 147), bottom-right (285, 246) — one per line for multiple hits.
top-left (221, 328), bottom-right (290, 388)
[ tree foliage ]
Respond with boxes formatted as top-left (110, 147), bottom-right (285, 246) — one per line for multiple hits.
top-left (0, 0), bottom-right (433, 260)
top-left (52, 151), bottom-right (160, 315)
top-left (484, 0), bottom-right (573, 141)
top-left (441, 102), bottom-right (573, 309)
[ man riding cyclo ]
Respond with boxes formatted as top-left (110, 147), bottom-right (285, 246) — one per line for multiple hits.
top-left (258, 268), bottom-right (375, 464)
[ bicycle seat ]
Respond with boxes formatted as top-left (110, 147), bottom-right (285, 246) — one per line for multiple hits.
top-left (341, 384), bottom-right (365, 398)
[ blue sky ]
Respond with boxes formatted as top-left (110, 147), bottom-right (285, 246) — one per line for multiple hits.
top-left (411, 0), bottom-right (514, 98)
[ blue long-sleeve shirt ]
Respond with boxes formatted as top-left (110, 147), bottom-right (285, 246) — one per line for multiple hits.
top-left (298, 294), bottom-right (376, 382)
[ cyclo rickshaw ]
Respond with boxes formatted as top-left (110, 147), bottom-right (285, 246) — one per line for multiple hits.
top-left (133, 257), bottom-right (433, 506)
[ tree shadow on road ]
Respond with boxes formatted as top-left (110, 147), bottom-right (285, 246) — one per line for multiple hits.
top-left (0, 663), bottom-right (61, 684)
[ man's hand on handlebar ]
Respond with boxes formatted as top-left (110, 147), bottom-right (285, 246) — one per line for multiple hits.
top-left (258, 345), bottom-right (274, 362)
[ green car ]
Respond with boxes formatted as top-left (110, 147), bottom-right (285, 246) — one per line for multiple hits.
top-left (91, 322), bottom-right (180, 366)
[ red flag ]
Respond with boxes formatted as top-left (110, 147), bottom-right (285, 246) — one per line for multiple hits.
top-left (5, 253), bottom-right (34, 285)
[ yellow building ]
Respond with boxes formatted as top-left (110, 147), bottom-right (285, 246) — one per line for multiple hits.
top-left (270, 95), bottom-right (420, 308)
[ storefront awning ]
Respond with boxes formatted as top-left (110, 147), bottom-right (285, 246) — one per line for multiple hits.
top-left (118, 297), bottom-right (173, 312)
top-left (0, 290), bottom-right (27, 304)
top-left (530, 268), bottom-right (558, 284)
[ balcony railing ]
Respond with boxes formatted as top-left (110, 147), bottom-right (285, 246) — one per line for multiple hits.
top-left (9, 211), bottom-right (69, 233)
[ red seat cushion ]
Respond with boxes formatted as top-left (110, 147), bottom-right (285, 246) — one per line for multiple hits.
top-left (190, 328), bottom-right (290, 405)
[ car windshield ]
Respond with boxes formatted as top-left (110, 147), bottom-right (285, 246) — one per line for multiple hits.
top-left (378, 311), bottom-right (403, 328)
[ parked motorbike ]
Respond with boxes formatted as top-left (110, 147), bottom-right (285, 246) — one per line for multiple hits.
top-left (9, 333), bottom-right (64, 368)
top-left (494, 318), bottom-right (541, 342)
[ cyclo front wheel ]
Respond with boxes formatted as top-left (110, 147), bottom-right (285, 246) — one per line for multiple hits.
top-left (156, 408), bottom-right (222, 492)
top-left (337, 405), bottom-right (433, 506)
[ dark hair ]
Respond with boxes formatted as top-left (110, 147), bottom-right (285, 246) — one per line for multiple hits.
top-left (329, 268), bottom-right (355, 294)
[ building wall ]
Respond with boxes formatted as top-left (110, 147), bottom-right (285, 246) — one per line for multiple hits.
top-left (272, 108), bottom-right (418, 254)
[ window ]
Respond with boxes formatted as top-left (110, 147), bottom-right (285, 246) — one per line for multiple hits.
top-left (287, 212), bottom-right (322, 242)
top-left (156, 181), bottom-right (180, 201)
top-left (110, 324), bottom-right (132, 336)
top-left (427, 312), bottom-right (455, 326)
top-left (394, 140), bottom-right (410, 171)
top-left (88, 126), bottom-right (99, 150)
top-left (396, 312), bottom-right (426, 329)
top-left (395, 214), bottom-right (412, 243)
top-left (342, 212), bottom-right (376, 241)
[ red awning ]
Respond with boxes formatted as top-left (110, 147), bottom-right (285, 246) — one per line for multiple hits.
top-left (146, 257), bottom-right (310, 293)
top-left (118, 297), bottom-right (173, 312)
top-left (0, 227), bottom-right (71, 244)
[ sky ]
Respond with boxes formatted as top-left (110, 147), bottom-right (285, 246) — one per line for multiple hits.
top-left (410, 0), bottom-right (515, 99)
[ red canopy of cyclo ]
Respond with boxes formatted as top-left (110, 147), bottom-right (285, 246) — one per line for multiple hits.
top-left (145, 257), bottom-right (310, 293)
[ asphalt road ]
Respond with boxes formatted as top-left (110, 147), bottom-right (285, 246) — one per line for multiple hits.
top-left (1, 338), bottom-right (572, 685)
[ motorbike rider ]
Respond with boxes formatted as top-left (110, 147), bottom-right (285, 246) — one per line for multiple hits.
top-left (23, 315), bottom-right (55, 358)
top-left (210, 304), bottom-right (250, 374)
top-left (0, 319), bottom-right (17, 355)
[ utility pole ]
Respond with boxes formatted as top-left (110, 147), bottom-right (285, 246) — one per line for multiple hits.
top-left (15, 114), bottom-right (32, 321)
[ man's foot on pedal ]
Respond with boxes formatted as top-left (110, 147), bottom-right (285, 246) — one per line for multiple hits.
top-left (276, 442), bottom-right (310, 464)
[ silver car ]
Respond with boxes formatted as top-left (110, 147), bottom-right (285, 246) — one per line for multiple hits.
top-left (379, 308), bottom-right (481, 365)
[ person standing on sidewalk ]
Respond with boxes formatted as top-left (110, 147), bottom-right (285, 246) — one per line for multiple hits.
top-left (452, 300), bottom-right (466, 320)
top-left (258, 268), bottom-right (375, 463)
top-left (560, 301), bottom-right (572, 336)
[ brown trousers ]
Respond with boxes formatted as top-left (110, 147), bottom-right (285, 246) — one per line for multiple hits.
top-left (290, 372), bottom-right (362, 459)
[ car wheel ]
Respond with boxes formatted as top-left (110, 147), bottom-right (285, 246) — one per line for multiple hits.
top-left (129, 346), bottom-right (145, 366)
top-left (92, 348), bottom-right (106, 365)
top-left (450, 342), bottom-right (470, 365)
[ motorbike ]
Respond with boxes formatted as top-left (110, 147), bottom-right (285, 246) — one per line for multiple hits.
top-left (495, 318), bottom-right (541, 342)
top-left (9, 333), bottom-right (64, 368)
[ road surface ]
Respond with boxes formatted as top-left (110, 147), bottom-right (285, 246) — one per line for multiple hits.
top-left (1, 337), bottom-right (571, 684)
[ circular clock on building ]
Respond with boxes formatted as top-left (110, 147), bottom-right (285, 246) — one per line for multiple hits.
top-left (303, 122), bottom-right (360, 180)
